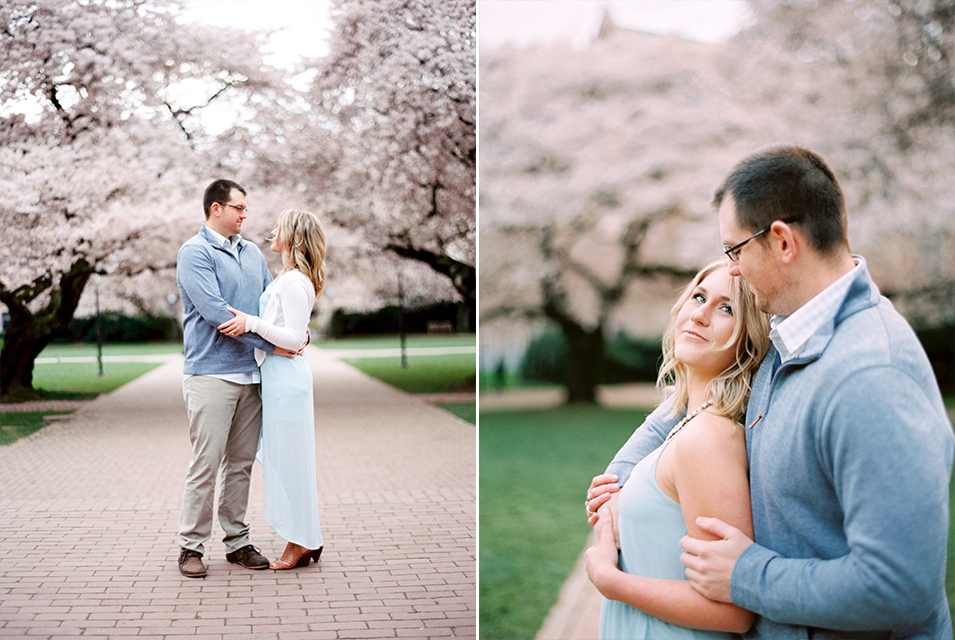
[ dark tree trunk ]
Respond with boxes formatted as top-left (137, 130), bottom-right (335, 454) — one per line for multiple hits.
top-left (561, 322), bottom-right (604, 404)
top-left (0, 328), bottom-right (50, 401)
top-left (0, 260), bottom-right (94, 401)
top-left (542, 288), bottom-right (604, 404)
top-left (455, 301), bottom-right (474, 334)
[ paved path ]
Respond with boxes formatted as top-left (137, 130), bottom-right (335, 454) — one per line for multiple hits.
top-left (0, 348), bottom-right (475, 639)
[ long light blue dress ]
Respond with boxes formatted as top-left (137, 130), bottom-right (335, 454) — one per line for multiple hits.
top-left (598, 442), bottom-right (739, 640)
top-left (255, 288), bottom-right (323, 550)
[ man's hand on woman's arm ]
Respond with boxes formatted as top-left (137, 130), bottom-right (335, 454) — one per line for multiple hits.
top-left (586, 474), bottom-right (619, 524)
top-left (586, 474), bottom-right (622, 549)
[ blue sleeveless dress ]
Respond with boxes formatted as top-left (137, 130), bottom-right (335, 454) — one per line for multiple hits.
top-left (255, 289), bottom-right (323, 550)
top-left (598, 442), bottom-right (739, 640)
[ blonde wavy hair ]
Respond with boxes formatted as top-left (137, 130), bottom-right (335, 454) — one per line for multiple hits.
top-left (657, 259), bottom-right (770, 425)
top-left (271, 209), bottom-right (327, 298)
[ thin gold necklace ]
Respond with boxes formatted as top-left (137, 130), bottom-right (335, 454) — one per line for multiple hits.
top-left (664, 400), bottom-right (713, 444)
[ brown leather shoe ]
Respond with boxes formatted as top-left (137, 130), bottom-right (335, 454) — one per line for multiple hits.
top-left (178, 548), bottom-right (206, 578)
top-left (225, 544), bottom-right (269, 569)
top-left (269, 542), bottom-right (323, 570)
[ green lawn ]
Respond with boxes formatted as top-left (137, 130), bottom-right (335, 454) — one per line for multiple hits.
top-left (28, 342), bottom-right (181, 399)
top-left (478, 369), bottom-right (559, 393)
top-left (479, 406), bottom-right (651, 640)
top-left (38, 342), bottom-right (183, 358)
top-left (0, 411), bottom-right (74, 446)
top-left (328, 334), bottom-right (476, 424)
top-left (31, 360), bottom-right (166, 398)
top-left (438, 402), bottom-right (476, 424)
top-left (0, 342), bottom-right (181, 444)
top-left (2, 335), bottom-right (475, 449)
top-left (318, 333), bottom-right (476, 350)
top-left (344, 353), bottom-right (475, 394)
top-left (480, 403), bottom-right (955, 640)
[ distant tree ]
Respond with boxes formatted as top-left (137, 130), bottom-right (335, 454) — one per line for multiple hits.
top-left (730, 0), bottom-right (955, 325)
top-left (304, 0), bottom-right (476, 328)
top-left (0, 0), bottom-right (283, 399)
top-left (740, 0), bottom-right (954, 140)
top-left (480, 2), bottom-right (955, 404)
top-left (481, 213), bottom-right (694, 403)
top-left (479, 34), bottom-right (734, 403)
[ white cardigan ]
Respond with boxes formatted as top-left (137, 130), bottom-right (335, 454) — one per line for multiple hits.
top-left (246, 270), bottom-right (315, 365)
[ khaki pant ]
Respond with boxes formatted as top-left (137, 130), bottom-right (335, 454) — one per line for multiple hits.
top-left (178, 376), bottom-right (262, 555)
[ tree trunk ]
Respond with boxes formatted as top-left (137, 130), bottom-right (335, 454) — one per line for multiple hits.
top-left (542, 288), bottom-right (604, 404)
top-left (561, 323), bottom-right (604, 404)
top-left (455, 301), bottom-right (473, 333)
top-left (0, 329), bottom-right (50, 401)
top-left (0, 260), bottom-right (94, 401)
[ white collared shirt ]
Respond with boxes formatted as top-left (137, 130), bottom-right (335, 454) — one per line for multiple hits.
top-left (205, 225), bottom-right (242, 259)
top-left (770, 257), bottom-right (863, 363)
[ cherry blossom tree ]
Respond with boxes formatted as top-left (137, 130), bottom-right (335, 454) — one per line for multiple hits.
top-left (0, 0), bottom-right (285, 399)
top-left (725, 0), bottom-right (955, 327)
top-left (480, 0), bottom-right (955, 403)
top-left (300, 0), bottom-right (476, 328)
top-left (479, 32), bottom-right (760, 403)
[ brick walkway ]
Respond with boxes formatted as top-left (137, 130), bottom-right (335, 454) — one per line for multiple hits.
top-left (0, 348), bottom-right (476, 639)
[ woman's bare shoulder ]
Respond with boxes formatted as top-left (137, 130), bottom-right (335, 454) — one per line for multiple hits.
top-left (675, 411), bottom-right (746, 456)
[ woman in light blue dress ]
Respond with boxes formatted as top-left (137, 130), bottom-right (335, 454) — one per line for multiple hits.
top-left (584, 260), bottom-right (770, 638)
top-left (219, 209), bottom-right (327, 570)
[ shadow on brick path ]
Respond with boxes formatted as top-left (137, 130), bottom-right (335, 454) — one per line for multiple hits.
top-left (0, 347), bottom-right (475, 639)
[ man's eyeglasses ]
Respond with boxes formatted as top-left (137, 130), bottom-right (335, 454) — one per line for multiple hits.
top-left (723, 217), bottom-right (800, 262)
top-left (216, 202), bottom-right (248, 214)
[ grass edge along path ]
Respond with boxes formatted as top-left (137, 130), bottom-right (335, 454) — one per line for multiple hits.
top-left (344, 353), bottom-right (476, 424)
top-left (437, 401), bottom-right (477, 424)
top-left (0, 411), bottom-right (75, 446)
top-left (317, 333), bottom-right (476, 350)
top-left (0, 342), bottom-right (181, 445)
top-left (344, 353), bottom-right (475, 393)
top-left (0, 360), bottom-right (167, 445)
top-left (1, 335), bottom-right (477, 444)
top-left (333, 335), bottom-right (476, 424)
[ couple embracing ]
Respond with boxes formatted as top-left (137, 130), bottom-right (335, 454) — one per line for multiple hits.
top-left (175, 179), bottom-right (327, 577)
top-left (584, 147), bottom-right (954, 639)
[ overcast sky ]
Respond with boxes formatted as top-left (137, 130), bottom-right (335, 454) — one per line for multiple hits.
top-left (181, 1), bottom-right (751, 64)
top-left (480, 1), bottom-right (751, 49)
top-left (181, 0), bottom-right (334, 68)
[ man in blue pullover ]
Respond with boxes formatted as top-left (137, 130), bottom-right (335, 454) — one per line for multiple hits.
top-left (175, 179), bottom-right (298, 578)
top-left (589, 146), bottom-right (954, 638)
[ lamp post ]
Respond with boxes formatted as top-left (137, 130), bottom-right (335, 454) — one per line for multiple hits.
top-left (166, 293), bottom-right (178, 343)
top-left (397, 269), bottom-right (407, 369)
top-left (94, 275), bottom-right (104, 377)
